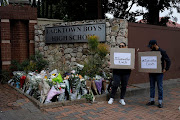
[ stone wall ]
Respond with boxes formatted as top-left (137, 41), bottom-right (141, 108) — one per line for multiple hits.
top-left (34, 19), bottom-right (128, 72)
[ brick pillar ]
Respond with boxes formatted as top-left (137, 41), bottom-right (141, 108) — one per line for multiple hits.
top-left (11, 20), bottom-right (29, 62)
top-left (1, 19), bottom-right (11, 70)
top-left (29, 20), bottom-right (37, 56)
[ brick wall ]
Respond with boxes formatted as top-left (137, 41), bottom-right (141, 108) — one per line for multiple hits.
top-left (0, 19), bottom-right (11, 70)
top-left (0, 4), bottom-right (37, 20)
top-left (128, 22), bottom-right (180, 84)
top-left (11, 20), bottom-right (29, 62)
top-left (0, 4), bottom-right (37, 71)
top-left (29, 21), bottom-right (36, 56)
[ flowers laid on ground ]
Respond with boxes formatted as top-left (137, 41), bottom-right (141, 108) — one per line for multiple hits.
top-left (8, 63), bottom-right (111, 104)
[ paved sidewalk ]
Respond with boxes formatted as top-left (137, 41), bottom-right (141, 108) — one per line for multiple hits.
top-left (0, 79), bottom-right (180, 120)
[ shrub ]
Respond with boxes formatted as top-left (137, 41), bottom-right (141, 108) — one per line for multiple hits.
top-left (80, 36), bottom-right (109, 78)
top-left (10, 51), bottom-right (48, 73)
top-left (10, 60), bottom-right (24, 71)
top-left (0, 70), bottom-right (10, 84)
top-left (30, 51), bottom-right (48, 72)
top-left (97, 43), bottom-right (109, 60)
top-left (88, 35), bottom-right (99, 52)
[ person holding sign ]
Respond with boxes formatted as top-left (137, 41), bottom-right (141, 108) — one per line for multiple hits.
top-left (146, 40), bottom-right (171, 108)
top-left (108, 42), bottom-right (131, 105)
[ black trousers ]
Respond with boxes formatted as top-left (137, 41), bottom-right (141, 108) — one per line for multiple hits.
top-left (110, 70), bottom-right (131, 99)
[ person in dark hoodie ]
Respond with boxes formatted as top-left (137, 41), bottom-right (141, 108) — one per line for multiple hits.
top-left (146, 40), bottom-right (171, 108)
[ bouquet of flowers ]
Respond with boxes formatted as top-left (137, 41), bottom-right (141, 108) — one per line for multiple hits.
top-left (10, 71), bottom-right (25, 88)
top-left (44, 70), bottom-right (66, 103)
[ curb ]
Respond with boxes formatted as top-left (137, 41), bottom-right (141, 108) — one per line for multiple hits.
top-left (8, 85), bottom-right (88, 109)
top-left (8, 78), bottom-right (180, 109)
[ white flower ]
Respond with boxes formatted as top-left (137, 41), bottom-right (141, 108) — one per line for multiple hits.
top-left (71, 70), bottom-right (76, 74)
top-left (76, 63), bottom-right (84, 68)
top-left (80, 79), bottom-right (85, 81)
top-left (51, 75), bottom-right (56, 79)
top-left (60, 84), bottom-right (66, 88)
top-left (95, 75), bottom-right (102, 80)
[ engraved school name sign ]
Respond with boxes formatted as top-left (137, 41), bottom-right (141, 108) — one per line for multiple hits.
top-left (45, 23), bottom-right (106, 43)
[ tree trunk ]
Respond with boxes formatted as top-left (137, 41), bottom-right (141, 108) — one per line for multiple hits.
top-left (147, 0), bottom-right (159, 25)
top-left (37, 0), bottom-right (40, 17)
top-left (42, 0), bottom-right (45, 17)
top-left (32, 0), bottom-right (36, 7)
top-left (97, 0), bottom-right (102, 19)
top-left (45, 0), bottom-right (48, 18)
top-left (50, 3), bottom-right (52, 19)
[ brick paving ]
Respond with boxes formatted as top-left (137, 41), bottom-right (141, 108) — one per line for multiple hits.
top-left (0, 81), bottom-right (180, 120)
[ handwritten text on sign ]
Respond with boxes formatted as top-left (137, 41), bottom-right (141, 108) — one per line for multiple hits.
top-left (114, 53), bottom-right (131, 65)
top-left (141, 56), bottom-right (157, 69)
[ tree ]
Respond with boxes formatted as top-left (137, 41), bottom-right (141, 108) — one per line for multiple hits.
top-left (36, 0), bottom-right (99, 21)
top-left (137, 0), bottom-right (180, 25)
top-left (54, 0), bottom-right (88, 21)
top-left (36, 0), bottom-right (108, 21)
top-left (106, 0), bottom-right (139, 22)
top-left (34, 0), bottom-right (180, 25)
top-left (107, 0), bottom-right (180, 25)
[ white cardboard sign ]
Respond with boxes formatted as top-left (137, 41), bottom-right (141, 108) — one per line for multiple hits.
top-left (141, 56), bottom-right (157, 69)
top-left (138, 51), bottom-right (162, 73)
top-left (110, 48), bottom-right (135, 69)
top-left (114, 53), bottom-right (131, 65)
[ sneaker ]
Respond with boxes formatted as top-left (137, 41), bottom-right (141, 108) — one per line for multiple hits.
top-left (157, 103), bottom-right (163, 108)
top-left (119, 99), bottom-right (126, 105)
top-left (146, 101), bottom-right (155, 106)
top-left (108, 98), bottom-right (114, 104)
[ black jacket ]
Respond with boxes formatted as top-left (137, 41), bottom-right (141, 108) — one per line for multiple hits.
top-left (153, 48), bottom-right (171, 71)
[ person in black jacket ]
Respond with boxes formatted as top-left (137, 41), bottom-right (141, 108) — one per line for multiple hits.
top-left (146, 40), bottom-right (171, 108)
top-left (108, 42), bottom-right (131, 105)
